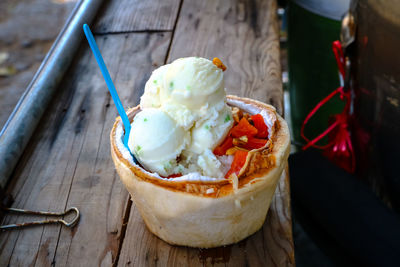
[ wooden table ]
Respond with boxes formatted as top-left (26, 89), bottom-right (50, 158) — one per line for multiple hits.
top-left (0, 0), bottom-right (294, 266)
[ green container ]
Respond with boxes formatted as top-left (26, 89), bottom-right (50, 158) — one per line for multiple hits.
top-left (288, 1), bottom-right (347, 145)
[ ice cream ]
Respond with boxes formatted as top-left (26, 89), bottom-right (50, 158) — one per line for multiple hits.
top-left (127, 108), bottom-right (189, 177)
top-left (140, 57), bottom-right (227, 129)
top-left (129, 57), bottom-right (233, 177)
top-left (139, 64), bottom-right (168, 109)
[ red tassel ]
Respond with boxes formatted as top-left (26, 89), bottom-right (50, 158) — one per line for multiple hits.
top-left (323, 113), bottom-right (355, 173)
top-left (301, 41), bottom-right (355, 173)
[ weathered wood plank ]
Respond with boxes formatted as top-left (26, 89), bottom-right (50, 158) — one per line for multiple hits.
top-left (94, 0), bottom-right (182, 33)
top-left (118, 0), bottom-right (294, 266)
top-left (0, 32), bottom-right (172, 266)
top-left (0, 47), bottom-right (98, 266)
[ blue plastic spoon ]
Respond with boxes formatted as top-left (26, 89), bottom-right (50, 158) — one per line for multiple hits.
top-left (83, 24), bottom-right (136, 162)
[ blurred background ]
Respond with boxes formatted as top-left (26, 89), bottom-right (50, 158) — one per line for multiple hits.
top-left (280, 1), bottom-right (400, 266)
top-left (0, 0), bottom-right (78, 128)
top-left (280, 0), bottom-right (349, 266)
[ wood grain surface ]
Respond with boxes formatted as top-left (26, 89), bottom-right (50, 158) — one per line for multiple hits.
top-left (0, 0), bottom-right (294, 266)
top-left (94, 0), bottom-right (182, 33)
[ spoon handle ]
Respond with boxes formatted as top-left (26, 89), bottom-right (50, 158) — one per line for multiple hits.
top-left (83, 24), bottom-right (131, 146)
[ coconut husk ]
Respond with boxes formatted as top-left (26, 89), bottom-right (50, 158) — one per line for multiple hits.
top-left (110, 95), bottom-right (290, 248)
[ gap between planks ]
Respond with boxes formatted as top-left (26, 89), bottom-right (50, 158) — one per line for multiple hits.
top-left (164, 0), bottom-right (185, 64)
top-left (94, 29), bottom-right (173, 36)
top-left (112, 196), bottom-right (133, 267)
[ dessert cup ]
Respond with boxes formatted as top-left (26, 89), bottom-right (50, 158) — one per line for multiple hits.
top-left (110, 95), bottom-right (290, 248)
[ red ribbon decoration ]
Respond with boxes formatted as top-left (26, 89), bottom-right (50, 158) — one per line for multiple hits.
top-left (301, 41), bottom-right (355, 173)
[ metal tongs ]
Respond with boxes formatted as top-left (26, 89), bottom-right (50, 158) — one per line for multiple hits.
top-left (0, 206), bottom-right (80, 230)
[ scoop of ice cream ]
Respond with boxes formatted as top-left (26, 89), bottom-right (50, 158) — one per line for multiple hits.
top-left (140, 57), bottom-right (226, 129)
top-left (161, 57), bottom-right (225, 109)
top-left (128, 108), bottom-right (188, 176)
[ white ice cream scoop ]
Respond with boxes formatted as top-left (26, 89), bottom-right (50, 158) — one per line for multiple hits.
top-left (128, 108), bottom-right (188, 176)
top-left (161, 57), bottom-right (225, 109)
top-left (140, 57), bottom-right (227, 130)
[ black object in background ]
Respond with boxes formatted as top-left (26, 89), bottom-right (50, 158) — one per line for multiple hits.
top-left (289, 150), bottom-right (400, 267)
top-left (352, 0), bottom-right (400, 212)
